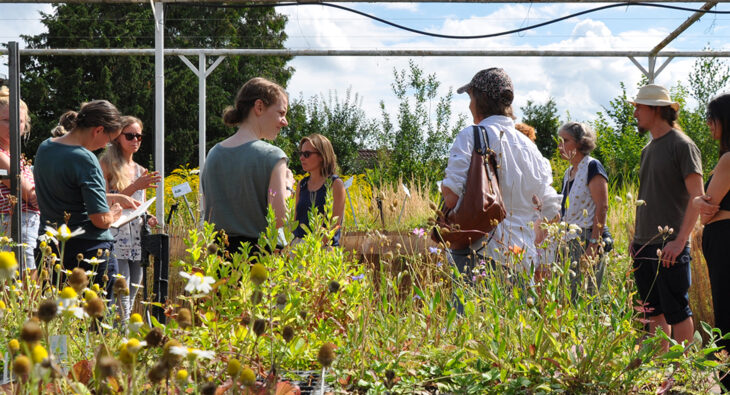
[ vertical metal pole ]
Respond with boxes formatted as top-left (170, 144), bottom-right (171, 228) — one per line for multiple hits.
top-left (198, 54), bottom-right (206, 228)
top-left (154, 2), bottom-right (165, 227)
top-left (8, 42), bottom-right (24, 277)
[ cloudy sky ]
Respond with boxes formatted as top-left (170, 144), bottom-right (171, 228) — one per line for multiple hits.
top-left (2, 2), bottom-right (729, 124)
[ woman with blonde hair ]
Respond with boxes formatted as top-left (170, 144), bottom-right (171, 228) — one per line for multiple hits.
top-left (0, 86), bottom-right (40, 274)
top-left (293, 134), bottom-right (345, 246)
top-left (202, 77), bottom-right (293, 255)
top-left (100, 116), bottom-right (160, 321)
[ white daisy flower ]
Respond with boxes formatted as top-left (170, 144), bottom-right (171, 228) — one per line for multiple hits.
top-left (169, 346), bottom-right (215, 360)
top-left (179, 272), bottom-right (215, 295)
top-left (45, 224), bottom-right (85, 243)
top-left (83, 257), bottom-right (105, 266)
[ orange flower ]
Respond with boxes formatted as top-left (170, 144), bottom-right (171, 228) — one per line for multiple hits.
top-left (508, 245), bottom-right (524, 255)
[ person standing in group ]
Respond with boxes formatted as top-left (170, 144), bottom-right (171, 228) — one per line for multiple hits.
top-left (33, 100), bottom-right (138, 289)
top-left (440, 67), bottom-right (561, 282)
top-left (693, 93), bottom-right (730, 391)
top-left (100, 116), bottom-right (160, 321)
top-left (292, 134), bottom-right (345, 246)
top-left (0, 86), bottom-right (40, 276)
top-left (557, 122), bottom-right (610, 297)
top-left (630, 84), bottom-right (704, 351)
top-left (202, 77), bottom-right (292, 255)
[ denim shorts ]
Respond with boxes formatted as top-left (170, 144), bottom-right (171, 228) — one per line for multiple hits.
top-left (631, 243), bottom-right (692, 325)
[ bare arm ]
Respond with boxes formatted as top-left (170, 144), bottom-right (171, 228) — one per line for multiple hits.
top-left (661, 173), bottom-right (704, 267)
top-left (267, 159), bottom-right (289, 228)
top-left (0, 152), bottom-right (37, 206)
top-left (89, 203), bottom-right (123, 229)
top-left (695, 153), bottom-right (730, 224)
top-left (332, 178), bottom-right (346, 227)
top-left (587, 175), bottom-right (609, 255)
top-left (442, 185), bottom-right (459, 209)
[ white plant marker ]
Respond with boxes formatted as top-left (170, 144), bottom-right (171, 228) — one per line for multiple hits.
top-left (397, 183), bottom-right (411, 225)
top-left (172, 182), bottom-right (195, 224)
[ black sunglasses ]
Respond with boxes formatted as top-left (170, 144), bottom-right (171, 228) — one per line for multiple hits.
top-left (297, 150), bottom-right (320, 159)
top-left (123, 133), bottom-right (143, 141)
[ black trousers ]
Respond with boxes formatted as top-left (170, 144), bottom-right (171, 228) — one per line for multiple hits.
top-left (702, 219), bottom-right (730, 392)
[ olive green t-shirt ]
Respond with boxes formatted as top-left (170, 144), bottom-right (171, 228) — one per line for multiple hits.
top-left (201, 140), bottom-right (287, 239)
top-left (633, 129), bottom-right (702, 245)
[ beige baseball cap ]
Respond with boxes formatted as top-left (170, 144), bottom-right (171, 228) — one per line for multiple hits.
top-left (630, 84), bottom-right (679, 111)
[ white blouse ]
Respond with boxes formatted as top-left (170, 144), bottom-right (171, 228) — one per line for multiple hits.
top-left (442, 116), bottom-right (561, 269)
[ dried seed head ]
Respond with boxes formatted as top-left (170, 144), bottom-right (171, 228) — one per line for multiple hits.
top-left (317, 343), bottom-right (336, 368)
top-left (20, 320), bottom-right (43, 344)
top-left (240, 311), bottom-right (251, 327)
top-left (68, 268), bottom-right (89, 293)
top-left (227, 358), bottom-right (242, 378)
top-left (96, 249), bottom-right (103, 258)
top-left (282, 326), bottom-right (295, 343)
top-left (97, 356), bottom-right (120, 378)
top-left (113, 277), bottom-right (129, 297)
top-left (162, 340), bottom-right (183, 368)
top-left (206, 243), bottom-right (219, 255)
top-left (76, 253), bottom-right (84, 263)
top-left (275, 293), bottom-right (288, 309)
top-left (176, 308), bottom-right (192, 329)
top-left (84, 297), bottom-right (106, 319)
top-left (145, 327), bottom-right (164, 347)
top-left (328, 280), bottom-right (340, 294)
top-left (240, 367), bottom-right (256, 387)
top-left (37, 299), bottom-right (58, 323)
top-left (253, 318), bottom-right (266, 337)
top-left (249, 263), bottom-right (268, 286)
top-left (148, 361), bottom-right (169, 382)
top-left (200, 382), bottom-right (217, 395)
top-left (12, 355), bottom-right (31, 377)
top-left (250, 290), bottom-right (263, 305)
top-left (102, 274), bottom-right (109, 284)
top-left (429, 202), bottom-right (437, 211)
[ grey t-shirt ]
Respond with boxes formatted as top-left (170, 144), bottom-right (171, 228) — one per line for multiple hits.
top-left (201, 140), bottom-right (287, 239)
top-left (633, 129), bottom-right (702, 245)
top-left (33, 138), bottom-right (112, 241)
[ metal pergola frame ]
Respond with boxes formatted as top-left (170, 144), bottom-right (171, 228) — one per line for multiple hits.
top-left (1, 0), bottom-right (726, 273)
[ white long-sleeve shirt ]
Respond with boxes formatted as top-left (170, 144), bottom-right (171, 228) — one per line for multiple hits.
top-left (442, 116), bottom-right (561, 269)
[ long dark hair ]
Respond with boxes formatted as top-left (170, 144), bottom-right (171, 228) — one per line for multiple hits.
top-left (707, 93), bottom-right (730, 156)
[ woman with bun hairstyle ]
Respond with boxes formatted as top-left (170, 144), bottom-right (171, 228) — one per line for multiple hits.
top-left (100, 116), bottom-right (160, 321)
top-left (202, 77), bottom-right (291, 254)
top-left (34, 100), bottom-right (138, 288)
top-left (0, 86), bottom-right (40, 274)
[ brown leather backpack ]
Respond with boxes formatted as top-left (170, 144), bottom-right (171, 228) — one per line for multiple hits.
top-left (432, 126), bottom-right (506, 250)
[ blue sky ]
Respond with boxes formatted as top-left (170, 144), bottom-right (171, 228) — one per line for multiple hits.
top-left (2, 2), bottom-right (730, 124)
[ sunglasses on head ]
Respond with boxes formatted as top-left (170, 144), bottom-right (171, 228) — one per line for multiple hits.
top-left (123, 133), bottom-right (143, 141)
top-left (297, 150), bottom-right (319, 159)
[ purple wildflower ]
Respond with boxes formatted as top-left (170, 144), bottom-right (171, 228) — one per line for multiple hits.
top-left (413, 228), bottom-right (426, 237)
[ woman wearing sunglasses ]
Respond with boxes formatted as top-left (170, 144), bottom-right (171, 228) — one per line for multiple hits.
top-left (100, 115), bottom-right (160, 322)
top-left (292, 134), bottom-right (345, 246)
top-left (202, 77), bottom-right (292, 255)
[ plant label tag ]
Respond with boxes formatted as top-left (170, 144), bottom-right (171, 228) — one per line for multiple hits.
top-left (1, 352), bottom-right (9, 384)
top-left (172, 182), bottom-right (193, 198)
top-left (50, 335), bottom-right (69, 372)
top-left (401, 184), bottom-right (411, 198)
top-left (343, 177), bottom-right (353, 190)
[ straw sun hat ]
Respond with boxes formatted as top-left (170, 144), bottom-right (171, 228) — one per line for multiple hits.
top-left (630, 84), bottom-right (680, 111)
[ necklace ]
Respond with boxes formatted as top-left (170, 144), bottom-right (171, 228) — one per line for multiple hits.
top-left (309, 188), bottom-right (317, 204)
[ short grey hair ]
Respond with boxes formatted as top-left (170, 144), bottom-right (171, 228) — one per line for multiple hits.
top-left (560, 122), bottom-right (596, 155)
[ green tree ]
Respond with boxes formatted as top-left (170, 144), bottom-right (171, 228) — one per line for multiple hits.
top-left (520, 98), bottom-right (561, 158)
top-left (20, 4), bottom-right (292, 172)
top-left (277, 89), bottom-right (379, 175)
top-left (376, 61), bottom-right (465, 184)
top-left (592, 82), bottom-right (646, 184)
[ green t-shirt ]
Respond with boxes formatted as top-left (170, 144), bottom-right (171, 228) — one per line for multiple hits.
top-left (201, 140), bottom-right (287, 239)
top-left (633, 129), bottom-right (703, 245)
top-left (33, 138), bottom-right (112, 241)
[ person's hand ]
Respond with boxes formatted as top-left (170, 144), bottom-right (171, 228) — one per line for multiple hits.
top-left (693, 195), bottom-right (719, 224)
top-left (661, 239), bottom-right (686, 267)
top-left (110, 194), bottom-right (141, 209)
top-left (110, 203), bottom-right (123, 221)
top-left (133, 170), bottom-right (161, 191)
top-left (147, 215), bottom-right (158, 227)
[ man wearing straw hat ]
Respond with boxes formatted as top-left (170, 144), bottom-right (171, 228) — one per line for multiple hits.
top-left (630, 84), bottom-right (704, 351)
